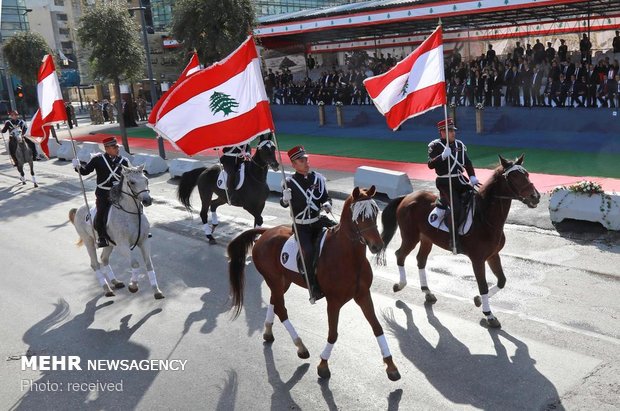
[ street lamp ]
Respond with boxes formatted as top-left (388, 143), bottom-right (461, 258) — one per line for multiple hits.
top-left (129, 1), bottom-right (166, 159)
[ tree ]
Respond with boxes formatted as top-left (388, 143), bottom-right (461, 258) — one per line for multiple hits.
top-left (77, 0), bottom-right (145, 151)
top-left (171, 0), bottom-right (255, 66)
top-left (2, 31), bottom-right (51, 86)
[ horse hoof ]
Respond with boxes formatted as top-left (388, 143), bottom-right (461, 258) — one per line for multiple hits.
top-left (392, 283), bottom-right (402, 293)
top-left (425, 293), bottom-right (437, 303)
top-left (206, 235), bottom-right (217, 245)
top-left (487, 317), bottom-right (501, 328)
top-left (263, 333), bottom-right (274, 343)
top-left (154, 292), bottom-right (165, 300)
top-left (387, 369), bottom-right (401, 381)
top-left (297, 349), bottom-right (310, 359)
top-left (128, 283), bottom-right (139, 293)
top-left (474, 296), bottom-right (482, 307)
top-left (34, 183), bottom-right (39, 188)
top-left (112, 280), bottom-right (125, 289)
top-left (22, 181), bottom-right (26, 185)
top-left (317, 362), bottom-right (331, 379)
top-left (104, 291), bottom-right (115, 297)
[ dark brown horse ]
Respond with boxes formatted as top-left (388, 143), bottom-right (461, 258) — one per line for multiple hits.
top-left (378, 155), bottom-right (540, 328)
top-left (228, 186), bottom-right (400, 381)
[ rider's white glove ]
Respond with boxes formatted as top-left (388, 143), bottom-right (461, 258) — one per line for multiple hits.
top-left (470, 175), bottom-right (480, 186)
top-left (441, 144), bottom-right (451, 160)
top-left (322, 202), bottom-right (332, 213)
top-left (282, 188), bottom-right (292, 202)
top-left (72, 158), bottom-right (81, 169)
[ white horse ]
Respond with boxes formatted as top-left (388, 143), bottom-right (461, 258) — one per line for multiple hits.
top-left (69, 165), bottom-right (164, 299)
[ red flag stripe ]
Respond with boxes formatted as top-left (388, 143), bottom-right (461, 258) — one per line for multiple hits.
top-left (37, 55), bottom-right (55, 82)
top-left (364, 27), bottom-right (443, 98)
top-left (157, 37), bottom-right (258, 121)
top-left (384, 83), bottom-right (446, 130)
top-left (174, 101), bottom-right (274, 155)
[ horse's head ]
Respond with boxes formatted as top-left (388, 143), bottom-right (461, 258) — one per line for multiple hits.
top-left (499, 154), bottom-right (540, 208)
top-left (347, 185), bottom-right (383, 254)
top-left (255, 137), bottom-right (279, 171)
top-left (121, 165), bottom-right (152, 206)
top-left (10, 128), bottom-right (23, 142)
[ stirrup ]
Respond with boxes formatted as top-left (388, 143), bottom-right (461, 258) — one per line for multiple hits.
top-left (97, 237), bottom-right (109, 248)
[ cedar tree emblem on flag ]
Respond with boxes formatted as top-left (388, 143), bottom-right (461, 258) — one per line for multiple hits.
top-left (209, 92), bottom-right (239, 116)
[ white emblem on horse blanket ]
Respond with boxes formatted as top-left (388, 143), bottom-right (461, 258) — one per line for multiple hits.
top-left (428, 205), bottom-right (474, 235)
top-left (216, 163), bottom-right (245, 191)
top-left (280, 230), bottom-right (328, 274)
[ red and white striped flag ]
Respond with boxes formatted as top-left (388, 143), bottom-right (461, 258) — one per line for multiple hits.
top-left (28, 55), bottom-right (67, 157)
top-left (147, 51), bottom-right (200, 126)
top-left (152, 36), bottom-right (274, 155)
top-left (364, 26), bottom-right (446, 130)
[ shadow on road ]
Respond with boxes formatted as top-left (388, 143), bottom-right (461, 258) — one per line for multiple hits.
top-left (264, 344), bottom-right (309, 410)
top-left (382, 300), bottom-right (564, 410)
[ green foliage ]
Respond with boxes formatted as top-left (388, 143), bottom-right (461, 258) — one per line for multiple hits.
top-left (171, 0), bottom-right (255, 65)
top-left (2, 32), bottom-right (51, 86)
top-left (209, 91), bottom-right (238, 116)
top-left (77, 1), bottom-right (145, 83)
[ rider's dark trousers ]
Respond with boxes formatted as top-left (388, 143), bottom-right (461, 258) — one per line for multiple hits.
top-left (295, 222), bottom-right (324, 287)
top-left (436, 178), bottom-right (470, 228)
top-left (95, 195), bottom-right (112, 240)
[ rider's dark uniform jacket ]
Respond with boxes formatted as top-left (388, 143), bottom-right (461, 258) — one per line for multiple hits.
top-left (280, 171), bottom-right (331, 224)
top-left (2, 119), bottom-right (27, 135)
top-left (428, 138), bottom-right (475, 192)
top-left (77, 153), bottom-right (130, 198)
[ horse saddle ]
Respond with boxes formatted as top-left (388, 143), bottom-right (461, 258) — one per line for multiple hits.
top-left (280, 229), bottom-right (329, 274)
top-left (86, 206), bottom-right (112, 226)
top-left (428, 194), bottom-right (476, 235)
top-left (216, 163), bottom-right (245, 191)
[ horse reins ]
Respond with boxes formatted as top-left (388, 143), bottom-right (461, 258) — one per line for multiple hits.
top-left (112, 175), bottom-right (150, 250)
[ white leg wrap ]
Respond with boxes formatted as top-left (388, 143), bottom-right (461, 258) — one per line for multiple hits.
top-left (147, 270), bottom-right (158, 287)
top-left (32, 176), bottom-right (37, 184)
top-left (265, 304), bottom-right (275, 324)
top-left (211, 212), bottom-right (219, 226)
top-left (320, 342), bottom-right (334, 361)
top-left (203, 223), bottom-right (213, 236)
top-left (131, 268), bottom-right (140, 282)
top-left (95, 269), bottom-right (107, 286)
top-left (282, 319), bottom-right (299, 341)
top-left (418, 268), bottom-right (428, 289)
top-left (103, 265), bottom-right (117, 281)
top-left (481, 294), bottom-right (491, 313)
top-left (487, 285), bottom-right (500, 298)
top-left (398, 265), bottom-right (407, 287)
top-left (377, 334), bottom-right (391, 358)
top-left (20, 176), bottom-right (25, 183)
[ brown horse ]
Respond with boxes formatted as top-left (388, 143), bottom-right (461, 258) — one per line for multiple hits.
top-left (378, 155), bottom-right (540, 328)
top-left (228, 186), bottom-right (401, 381)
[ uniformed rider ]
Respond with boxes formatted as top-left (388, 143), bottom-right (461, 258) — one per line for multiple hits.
top-left (221, 143), bottom-right (251, 205)
top-left (2, 110), bottom-right (37, 165)
top-left (280, 145), bottom-right (333, 303)
top-left (72, 137), bottom-right (131, 248)
top-left (427, 118), bottom-right (480, 250)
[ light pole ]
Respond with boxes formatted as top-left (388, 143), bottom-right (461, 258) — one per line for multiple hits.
top-left (129, 1), bottom-right (166, 159)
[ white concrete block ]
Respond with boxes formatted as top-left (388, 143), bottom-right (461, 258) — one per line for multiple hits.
top-left (549, 190), bottom-right (620, 230)
top-left (77, 141), bottom-right (102, 163)
top-left (267, 169), bottom-right (293, 192)
top-left (132, 153), bottom-right (168, 175)
top-left (46, 139), bottom-right (61, 158)
top-left (354, 166), bottom-right (413, 199)
top-left (169, 158), bottom-right (206, 178)
top-left (117, 145), bottom-right (134, 164)
top-left (57, 140), bottom-right (79, 161)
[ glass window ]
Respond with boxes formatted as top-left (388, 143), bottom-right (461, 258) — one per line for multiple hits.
top-left (56, 13), bottom-right (68, 21)
top-left (54, 0), bottom-right (64, 5)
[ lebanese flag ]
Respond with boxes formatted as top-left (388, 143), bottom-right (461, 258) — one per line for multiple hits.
top-left (147, 51), bottom-right (200, 126)
top-left (28, 55), bottom-right (67, 157)
top-left (364, 26), bottom-right (446, 131)
top-left (152, 36), bottom-right (274, 155)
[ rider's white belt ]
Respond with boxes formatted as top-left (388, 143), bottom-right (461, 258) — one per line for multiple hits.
top-left (295, 217), bottom-right (319, 225)
top-left (437, 173), bottom-right (462, 178)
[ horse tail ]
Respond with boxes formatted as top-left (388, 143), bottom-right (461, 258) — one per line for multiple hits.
top-left (228, 227), bottom-right (268, 320)
top-left (375, 196), bottom-right (406, 264)
top-left (177, 167), bottom-right (207, 211)
top-left (68, 208), bottom-right (84, 247)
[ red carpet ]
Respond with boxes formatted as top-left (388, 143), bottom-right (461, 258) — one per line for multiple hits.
top-left (75, 133), bottom-right (620, 192)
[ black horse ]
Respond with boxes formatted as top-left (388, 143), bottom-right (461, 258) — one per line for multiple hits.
top-left (177, 138), bottom-right (280, 244)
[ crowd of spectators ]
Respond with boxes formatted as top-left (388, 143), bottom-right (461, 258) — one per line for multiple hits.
top-left (263, 31), bottom-right (620, 109)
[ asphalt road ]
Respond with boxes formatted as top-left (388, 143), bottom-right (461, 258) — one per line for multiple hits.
top-left (0, 154), bottom-right (618, 411)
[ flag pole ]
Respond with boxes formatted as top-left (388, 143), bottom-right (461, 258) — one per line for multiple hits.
top-left (271, 132), bottom-right (315, 303)
top-left (68, 127), bottom-right (97, 238)
top-left (443, 104), bottom-right (457, 255)
top-left (1, 132), bottom-right (15, 166)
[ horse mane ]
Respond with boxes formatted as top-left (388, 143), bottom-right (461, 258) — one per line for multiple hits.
top-left (477, 162), bottom-right (511, 200)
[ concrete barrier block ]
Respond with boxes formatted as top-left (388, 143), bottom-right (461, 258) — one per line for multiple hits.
top-left (267, 169), bottom-right (293, 192)
top-left (354, 166), bottom-right (413, 199)
top-left (46, 139), bottom-right (61, 158)
top-left (549, 190), bottom-right (620, 230)
top-left (57, 140), bottom-right (79, 161)
top-left (77, 142), bottom-right (102, 163)
top-left (132, 153), bottom-right (168, 175)
top-left (169, 158), bottom-right (206, 178)
top-left (117, 145), bottom-right (134, 164)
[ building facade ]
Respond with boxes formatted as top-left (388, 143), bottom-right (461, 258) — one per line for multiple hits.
top-left (1, 0), bottom-right (31, 114)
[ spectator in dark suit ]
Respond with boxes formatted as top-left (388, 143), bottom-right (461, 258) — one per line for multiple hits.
top-left (513, 42), bottom-right (524, 61)
top-left (613, 31), bottom-right (620, 54)
top-left (586, 63), bottom-right (599, 107)
top-left (607, 74), bottom-right (619, 108)
top-left (557, 74), bottom-right (569, 107)
top-left (521, 63), bottom-right (533, 107)
top-left (533, 39), bottom-right (545, 64)
top-left (544, 77), bottom-right (560, 107)
top-left (486, 44), bottom-right (496, 65)
top-left (580, 33), bottom-right (592, 64)
top-left (596, 80), bottom-right (608, 107)
top-left (546, 42), bottom-right (556, 62)
top-left (530, 66), bottom-right (543, 106)
top-left (558, 39), bottom-right (568, 62)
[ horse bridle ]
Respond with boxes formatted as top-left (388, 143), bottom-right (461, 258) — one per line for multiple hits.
top-left (349, 198), bottom-right (378, 244)
top-left (250, 139), bottom-right (276, 170)
top-left (495, 164), bottom-right (535, 202)
top-left (113, 173), bottom-right (150, 250)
